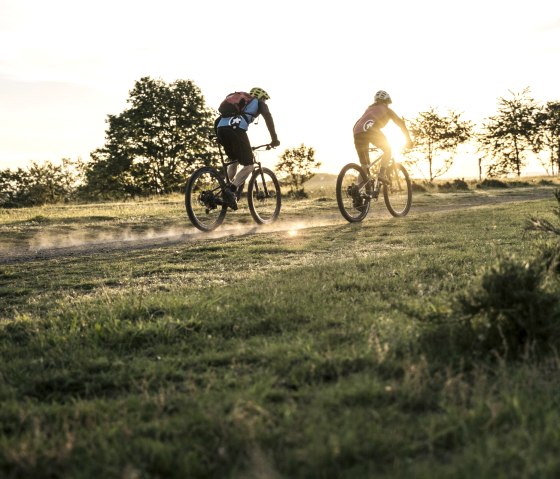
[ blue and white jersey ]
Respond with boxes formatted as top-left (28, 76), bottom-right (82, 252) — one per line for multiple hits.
top-left (217, 98), bottom-right (260, 130)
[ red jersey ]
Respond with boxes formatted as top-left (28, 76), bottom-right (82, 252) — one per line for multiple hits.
top-left (353, 103), bottom-right (403, 135)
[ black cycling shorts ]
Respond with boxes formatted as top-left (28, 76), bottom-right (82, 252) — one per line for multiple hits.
top-left (217, 126), bottom-right (254, 166)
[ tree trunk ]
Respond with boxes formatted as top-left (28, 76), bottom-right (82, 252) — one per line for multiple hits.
top-left (478, 158), bottom-right (482, 181)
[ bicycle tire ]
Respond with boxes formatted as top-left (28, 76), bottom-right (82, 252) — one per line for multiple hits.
top-left (336, 163), bottom-right (371, 223)
top-left (185, 167), bottom-right (227, 231)
top-left (247, 167), bottom-right (281, 224)
top-left (383, 163), bottom-right (412, 217)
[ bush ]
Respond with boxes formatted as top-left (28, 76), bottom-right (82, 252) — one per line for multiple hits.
top-left (438, 178), bottom-right (470, 192)
top-left (455, 256), bottom-right (560, 359)
top-left (411, 182), bottom-right (428, 193)
top-left (0, 159), bottom-right (82, 208)
top-left (419, 252), bottom-right (560, 364)
top-left (509, 180), bottom-right (532, 187)
top-left (287, 189), bottom-right (309, 199)
top-left (477, 178), bottom-right (508, 189)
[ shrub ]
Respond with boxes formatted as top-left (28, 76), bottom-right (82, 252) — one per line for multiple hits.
top-left (455, 256), bottom-right (560, 359)
top-left (476, 178), bottom-right (508, 189)
top-left (411, 182), bottom-right (428, 193)
top-left (0, 159), bottom-right (83, 208)
top-left (509, 180), bottom-right (532, 187)
top-left (287, 189), bottom-right (309, 199)
top-left (438, 178), bottom-right (470, 192)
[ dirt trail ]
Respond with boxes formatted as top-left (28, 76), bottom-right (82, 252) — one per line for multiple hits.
top-left (0, 188), bottom-right (554, 265)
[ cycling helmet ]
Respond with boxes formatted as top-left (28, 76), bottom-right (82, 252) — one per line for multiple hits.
top-left (250, 87), bottom-right (270, 101)
top-left (374, 90), bottom-right (392, 104)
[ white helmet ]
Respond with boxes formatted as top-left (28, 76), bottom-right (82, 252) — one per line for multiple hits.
top-left (374, 90), bottom-right (392, 104)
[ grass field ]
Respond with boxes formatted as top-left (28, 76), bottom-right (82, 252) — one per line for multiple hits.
top-left (1, 183), bottom-right (560, 478)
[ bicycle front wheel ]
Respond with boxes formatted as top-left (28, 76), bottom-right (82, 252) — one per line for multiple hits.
top-left (336, 163), bottom-right (371, 223)
top-left (247, 167), bottom-right (281, 224)
top-left (383, 163), bottom-right (412, 217)
top-left (185, 167), bottom-right (227, 232)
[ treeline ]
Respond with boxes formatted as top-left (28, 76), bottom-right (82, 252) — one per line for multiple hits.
top-left (1, 79), bottom-right (559, 208)
top-left (0, 159), bottom-right (83, 208)
top-left (1, 77), bottom-right (217, 208)
top-left (407, 88), bottom-right (560, 182)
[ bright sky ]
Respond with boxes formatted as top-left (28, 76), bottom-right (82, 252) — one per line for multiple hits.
top-left (1, 0), bottom-right (559, 178)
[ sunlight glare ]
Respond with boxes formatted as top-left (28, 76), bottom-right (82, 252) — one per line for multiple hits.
top-left (287, 229), bottom-right (298, 237)
top-left (384, 123), bottom-right (406, 154)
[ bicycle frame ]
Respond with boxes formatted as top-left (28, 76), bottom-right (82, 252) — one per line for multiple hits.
top-left (215, 141), bottom-right (272, 198)
top-left (352, 148), bottom-right (384, 195)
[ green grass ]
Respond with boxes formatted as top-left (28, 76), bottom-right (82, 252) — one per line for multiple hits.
top-left (1, 188), bottom-right (560, 478)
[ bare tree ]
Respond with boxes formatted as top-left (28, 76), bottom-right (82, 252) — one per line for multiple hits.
top-left (408, 107), bottom-right (473, 182)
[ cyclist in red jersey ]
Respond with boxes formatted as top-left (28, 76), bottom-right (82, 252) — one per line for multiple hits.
top-left (353, 90), bottom-right (413, 180)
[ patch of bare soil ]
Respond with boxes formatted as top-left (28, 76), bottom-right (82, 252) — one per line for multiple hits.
top-left (0, 188), bottom-right (554, 265)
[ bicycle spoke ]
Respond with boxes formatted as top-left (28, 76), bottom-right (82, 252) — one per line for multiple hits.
top-left (336, 163), bottom-right (371, 223)
top-left (383, 163), bottom-right (412, 217)
top-left (185, 167), bottom-right (227, 231)
top-left (248, 167), bottom-right (281, 224)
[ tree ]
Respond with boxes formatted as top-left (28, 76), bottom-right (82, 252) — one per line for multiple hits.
top-left (478, 88), bottom-right (538, 177)
top-left (407, 107), bottom-right (473, 182)
top-left (0, 158), bottom-right (82, 207)
top-left (276, 144), bottom-right (321, 198)
top-left (83, 77), bottom-right (217, 198)
top-left (534, 101), bottom-right (560, 176)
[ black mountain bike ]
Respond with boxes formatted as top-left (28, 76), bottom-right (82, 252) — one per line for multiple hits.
top-left (336, 148), bottom-right (412, 223)
top-left (185, 143), bottom-right (281, 232)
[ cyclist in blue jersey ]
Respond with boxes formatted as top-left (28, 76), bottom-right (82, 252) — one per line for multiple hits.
top-left (215, 87), bottom-right (280, 210)
top-left (353, 90), bottom-right (413, 181)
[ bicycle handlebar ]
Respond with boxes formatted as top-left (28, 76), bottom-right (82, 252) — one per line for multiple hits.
top-left (252, 144), bottom-right (275, 151)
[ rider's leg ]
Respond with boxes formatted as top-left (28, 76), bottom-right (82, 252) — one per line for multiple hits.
top-left (353, 133), bottom-right (373, 196)
top-left (353, 133), bottom-right (371, 170)
top-left (227, 162), bottom-right (238, 184)
top-left (229, 129), bottom-right (255, 189)
top-left (216, 126), bottom-right (247, 210)
top-left (231, 165), bottom-right (255, 189)
top-left (369, 130), bottom-right (392, 173)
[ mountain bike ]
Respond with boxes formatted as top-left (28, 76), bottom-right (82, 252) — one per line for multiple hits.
top-left (185, 143), bottom-right (281, 232)
top-left (336, 148), bottom-right (412, 223)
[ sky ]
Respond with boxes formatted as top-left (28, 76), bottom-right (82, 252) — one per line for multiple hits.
top-left (1, 0), bottom-right (559, 178)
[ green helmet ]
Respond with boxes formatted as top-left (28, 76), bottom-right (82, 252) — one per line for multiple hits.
top-left (250, 87), bottom-right (270, 101)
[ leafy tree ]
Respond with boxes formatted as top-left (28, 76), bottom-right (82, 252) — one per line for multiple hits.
top-left (276, 144), bottom-right (321, 198)
top-left (0, 158), bottom-right (82, 207)
top-left (408, 107), bottom-right (473, 182)
top-left (83, 77), bottom-right (217, 198)
top-left (478, 88), bottom-right (538, 177)
top-left (534, 101), bottom-right (560, 176)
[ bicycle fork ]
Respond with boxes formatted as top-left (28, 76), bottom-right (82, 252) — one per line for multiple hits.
top-left (253, 163), bottom-right (269, 200)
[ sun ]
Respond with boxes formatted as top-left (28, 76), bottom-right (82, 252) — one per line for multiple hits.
top-left (384, 123), bottom-right (407, 154)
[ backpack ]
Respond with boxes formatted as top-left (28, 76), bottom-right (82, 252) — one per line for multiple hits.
top-left (218, 91), bottom-right (254, 117)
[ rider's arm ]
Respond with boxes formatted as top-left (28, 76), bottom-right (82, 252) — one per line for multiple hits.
top-left (258, 101), bottom-right (280, 146)
top-left (388, 108), bottom-right (413, 145)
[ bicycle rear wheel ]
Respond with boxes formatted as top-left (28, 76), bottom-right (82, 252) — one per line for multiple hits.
top-left (185, 167), bottom-right (227, 231)
top-left (247, 167), bottom-right (281, 224)
top-left (383, 163), bottom-right (412, 217)
top-left (336, 163), bottom-right (371, 223)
